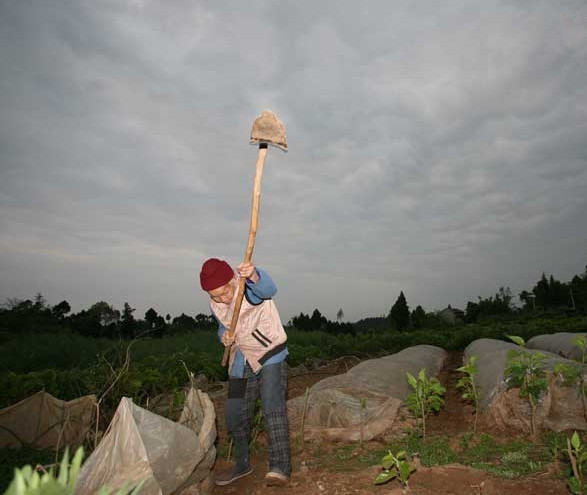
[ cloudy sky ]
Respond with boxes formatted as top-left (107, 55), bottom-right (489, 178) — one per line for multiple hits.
top-left (1, 0), bottom-right (586, 323)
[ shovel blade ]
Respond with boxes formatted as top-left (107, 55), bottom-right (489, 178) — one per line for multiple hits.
top-left (250, 110), bottom-right (288, 151)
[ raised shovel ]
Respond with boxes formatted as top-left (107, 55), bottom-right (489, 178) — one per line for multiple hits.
top-left (221, 110), bottom-right (288, 366)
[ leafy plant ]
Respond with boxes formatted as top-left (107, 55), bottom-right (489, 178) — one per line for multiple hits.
top-left (555, 336), bottom-right (587, 425)
top-left (374, 450), bottom-right (416, 486)
top-left (504, 335), bottom-right (548, 440)
top-left (567, 431), bottom-right (587, 495)
top-left (456, 355), bottom-right (480, 432)
top-left (3, 447), bottom-right (143, 495)
top-left (405, 368), bottom-right (446, 440)
top-left (3, 448), bottom-right (82, 495)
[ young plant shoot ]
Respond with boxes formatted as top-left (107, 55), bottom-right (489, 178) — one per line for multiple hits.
top-left (456, 355), bottom-right (480, 433)
top-left (504, 335), bottom-right (548, 441)
top-left (374, 450), bottom-right (416, 487)
top-left (406, 368), bottom-right (446, 440)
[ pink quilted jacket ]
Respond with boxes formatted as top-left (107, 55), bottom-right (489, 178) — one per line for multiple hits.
top-left (210, 276), bottom-right (287, 372)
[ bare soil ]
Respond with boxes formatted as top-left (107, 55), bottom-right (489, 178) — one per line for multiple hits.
top-left (209, 353), bottom-right (567, 495)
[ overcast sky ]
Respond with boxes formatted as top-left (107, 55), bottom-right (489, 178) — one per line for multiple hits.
top-left (1, 1), bottom-right (586, 323)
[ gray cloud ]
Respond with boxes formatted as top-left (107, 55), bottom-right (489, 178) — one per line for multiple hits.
top-left (1, 0), bottom-right (586, 322)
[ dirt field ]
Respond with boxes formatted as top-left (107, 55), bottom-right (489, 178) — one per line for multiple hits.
top-left (209, 353), bottom-right (568, 495)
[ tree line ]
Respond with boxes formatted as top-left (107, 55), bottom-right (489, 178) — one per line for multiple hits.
top-left (0, 294), bottom-right (216, 338)
top-left (383, 263), bottom-right (587, 332)
top-left (2, 261), bottom-right (586, 338)
top-left (289, 261), bottom-right (587, 333)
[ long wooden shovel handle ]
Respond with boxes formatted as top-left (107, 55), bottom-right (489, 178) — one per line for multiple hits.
top-left (221, 144), bottom-right (268, 367)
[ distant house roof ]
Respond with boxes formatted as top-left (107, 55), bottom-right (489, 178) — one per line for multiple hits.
top-left (439, 305), bottom-right (465, 324)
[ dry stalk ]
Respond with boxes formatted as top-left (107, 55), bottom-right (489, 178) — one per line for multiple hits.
top-left (94, 402), bottom-right (100, 450)
top-left (93, 329), bottom-right (154, 448)
top-left (34, 464), bottom-right (50, 474)
top-left (181, 360), bottom-right (204, 411)
top-left (226, 437), bottom-right (233, 462)
top-left (568, 437), bottom-right (581, 483)
top-left (359, 398), bottom-right (366, 447)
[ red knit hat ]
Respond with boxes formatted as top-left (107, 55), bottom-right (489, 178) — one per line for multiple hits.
top-left (200, 258), bottom-right (234, 291)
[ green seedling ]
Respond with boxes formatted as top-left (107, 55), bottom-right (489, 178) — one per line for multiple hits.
top-left (374, 450), bottom-right (416, 486)
top-left (405, 368), bottom-right (446, 440)
top-left (456, 355), bottom-right (480, 432)
top-left (555, 336), bottom-right (587, 425)
top-left (360, 398), bottom-right (367, 447)
top-left (567, 431), bottom-right (587, 495)
top-left (504, 335), bottom-right (548, 441)
top-left (4, 447), bottom-right (143, 495)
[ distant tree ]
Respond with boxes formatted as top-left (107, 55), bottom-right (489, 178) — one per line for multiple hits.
top-left (154, 315), bottom-right (166, 338)
top-left (465, 287), bottom-right (513, 323)
top-left (289, 309), bottom-right (329, 331)
top-left (289, 309), bottom-right (353, 335)
top-left (518, 263), bottom-right (587, 314)
top-left (13, 299), bottom-right (34, 312)
top-left (120, 302), bottom-right (137, 339)
top-left (389, 291), bottom-right (410, 332)
top-left (144, 308), bottom-right (158, 329)
top-left (173, 313), bottom-right (197, 329)
top-left (89, 301), bottom-right (120, 328)
top-left (548, 275), bottom-right (569, 307)
top-left (533, 273), bottom-right (550, 309)
top-left (336, 308), bottom-right (344, 322)
top-left (465, 301), bottom-right (480, 323)
top-left (527, 272), bottom-right (577, 311)
top-left (85, 301), bottom-right (120, 337)
top-left (518, 290), bottom-right (536, 311)
top-left (165, 313), bottom-right (171, 323)
top-left (194, 313), bottom-right (216, 330)
top-left (143, 307), bottom-right (166, 337)
top-left (70, 309), bottom-right (101, 337)
top-left (310, 309), bottom-right (328, 331)
top-left (411, 305), bottom-right (427, 329)
top-left (424, 311), bottom-right (447, 328)
top-left (352, 316), bottom-right (389, 333)
top-left (33, 293), bottom-right (47, 311)
top-left (51, 300), bottom-right (71, 320)
top-left (289, 312), bottom-right (312, 331)
top-left (324, 320), bottom-right (356, 335)
top-left (0, 295), bottom-right (58, 333)
top-left (2, 297), bottom-right (23, 310)
top-left (570, 265), bottom-right (587, 314)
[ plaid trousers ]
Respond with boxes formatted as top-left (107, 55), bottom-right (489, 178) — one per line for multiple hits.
top-left (226, 361), bottom-right (291, 476)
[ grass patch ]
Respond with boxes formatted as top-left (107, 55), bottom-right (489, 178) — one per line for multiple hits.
top-left (308, 443), bottom-right (386, 473)
top-left (401, 433), bottom-right (458, 466)
top-left (394, 431), bottom-right (551, 479)
top-left (459, 433), bottom-right (548, 478)
top-left (311, 431), bottom-right (566, 480)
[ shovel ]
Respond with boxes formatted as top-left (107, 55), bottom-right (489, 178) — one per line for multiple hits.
top-left (221, 110), bottom-right (288, 366)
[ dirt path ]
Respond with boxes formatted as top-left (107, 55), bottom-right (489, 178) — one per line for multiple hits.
top-left (427, 351), bottom-right (469, 437)
top-left (209, 353), bottom-right (567, 495)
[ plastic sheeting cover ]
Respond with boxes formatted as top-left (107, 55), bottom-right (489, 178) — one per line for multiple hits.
top-left (0, 391), bottom-right (96, 449)
top-left (75, 388), bottom-right (216, 495)
top-left (287, 345), bottom-right (447, 442)
top-left (464, 338), bottom-right (587, 432)
top-left (527, 332), bottom-right (587, 361)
